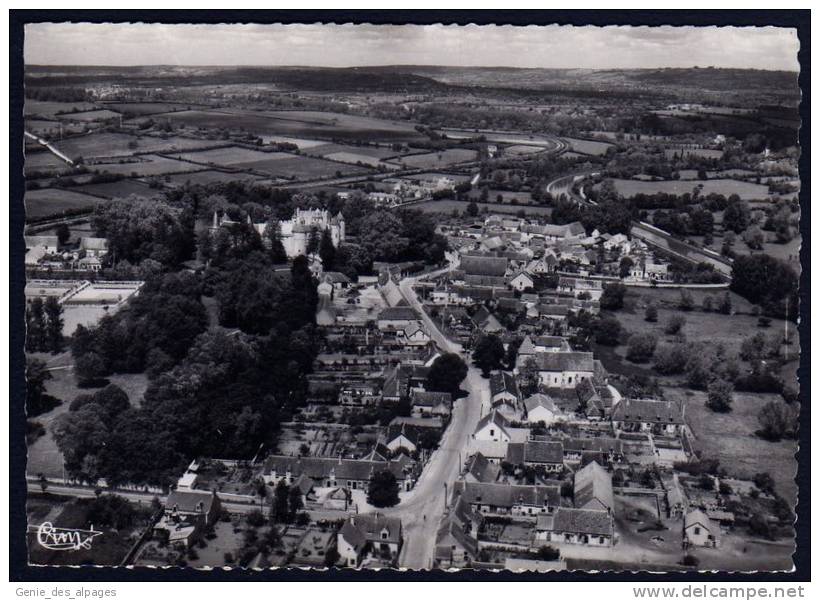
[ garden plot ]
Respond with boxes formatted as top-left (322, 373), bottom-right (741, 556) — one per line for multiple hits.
top-left (25, 187), bottom-right (100, 220)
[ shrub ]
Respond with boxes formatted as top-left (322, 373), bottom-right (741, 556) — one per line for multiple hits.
top-left (664, 315), bottom-right (686, 335)
top-left (626, 333), bottom-right (658, 363)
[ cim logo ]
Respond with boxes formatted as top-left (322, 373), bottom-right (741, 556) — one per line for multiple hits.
top-left (30, 522), bottom-right (103, 551)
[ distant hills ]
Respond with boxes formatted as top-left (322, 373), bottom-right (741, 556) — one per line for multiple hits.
top-left (25, 64), bottom-right (800, 104)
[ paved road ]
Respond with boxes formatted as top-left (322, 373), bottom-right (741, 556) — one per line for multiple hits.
top-left (383, 267), bottom-right (488, 569)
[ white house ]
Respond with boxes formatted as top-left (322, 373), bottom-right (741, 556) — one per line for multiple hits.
top-left (473, 410), bottom-right (514, 443)
top-left (523, 394), bottom-right (561, 425)
top-left (533, 352), bottom-right (598, 389)
top-left (683, 509), bottom-right (720, 548)
top-left (509, 271), bottom-right (535, 292)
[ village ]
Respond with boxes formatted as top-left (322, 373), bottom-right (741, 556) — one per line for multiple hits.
top-left (22, 55), bottom-right (800, 573)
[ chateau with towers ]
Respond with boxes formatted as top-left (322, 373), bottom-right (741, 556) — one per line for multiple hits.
top-left (211, 208), bottom-right (345, 259)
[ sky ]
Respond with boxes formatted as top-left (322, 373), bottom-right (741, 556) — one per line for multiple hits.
top-left (24, 23), bottom-right (800, 71)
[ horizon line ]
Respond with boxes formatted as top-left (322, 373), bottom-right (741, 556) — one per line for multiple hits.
top-left (25, 63), bottom-right (799, 73)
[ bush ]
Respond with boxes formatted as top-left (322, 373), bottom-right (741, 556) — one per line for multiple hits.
top-left (644, 303), bottom-right (658, 322)
top-left (706, 379), bottom-right (734, 413)
top-left (682, 554), bottom-right (700, 567)
top-left (626, 333), bottom-right (658, 363)
top-left (664, 315), bottom-right (686, 335)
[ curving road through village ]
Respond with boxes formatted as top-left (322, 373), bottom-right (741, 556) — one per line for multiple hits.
top-left (375, 266), bottom-right (489, 569)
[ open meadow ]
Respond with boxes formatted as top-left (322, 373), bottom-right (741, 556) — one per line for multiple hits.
top-left (607, 177), bottom-right (771, 200)
top-left (673, 387), bottom-right (798, 505)
top-left (25, 187), bottom-right (100, 219)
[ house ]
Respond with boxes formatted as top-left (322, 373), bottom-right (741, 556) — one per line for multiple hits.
top-left (536, 508), bottom-right (614, 546)
top-left (377, 307), bottom-right (419, 331)
top-left (453, 481), bottom-right (561, 517)
top-left (523, 393), bottom-right (561, 425)
top-left (411, 390), bottom-right (453, 419)
top-left (460, 255), bottom-right (509, 288)
top-left (153, 490), bottom-right (221, 548)
top-left (611, 398), bottom-right (685, 435)
top-left (435, 494), bottom-right (484, 568)
top-left (463, 452), bottom-right (501, 484)
top-left (473, 306), bottom-right (505, 334)
top-left (683, 509), bottom-right (720, 548)
top-left (563, 437), bottom-right (624, 465)
top-left (533, 352), bottom-right (599, 389)
top-left (78, 237), bottom-right (109, 258)
top-left (574, 461), bottom-right (614, 512)
top-left (490, 371), bottom-right (520, 408)
top-left (466, 439), bottom-right (511, 464)
top-left (473, 410), bottom-right (515, 443)
top-left (506, 440), bottom-right (565, 473)
top-left (532, 336), bottom-right (569, 353)
top-left (384, 424), bottom-right (419, 455)
top-left (509, 271), bottom-right (535, 292)
top-left (557, 277), bottom-right (604, 301)
top-left (381, 364), bottom-right (430, 402)
top-left (263, 455), bottom-right (417, 492)
top-left (400, 322), bottom-right (432, 346)
top-left (337, 513), bottom-right (403, 567)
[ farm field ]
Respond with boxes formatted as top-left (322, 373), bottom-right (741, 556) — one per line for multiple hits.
top-left (24, 119), bottom-right (60, 134)
top-left (438, 129), bottom-right (561, 148)
top-left (322, 151), bottom-right (397, 168)
top-left (58, 109), bottom-right (121, 122)
top-left (54, 133), bottom-right (221, 160)
top-left (411, 198), bottom-right (552, 216)
top-left (260, 135), bottom-right (328, 149)
top-left (173, 146), bottom-right (370, 179)
top-left (504, 144), bottom-right (547, 156)
top-left (24, 150), bottom-right (71, 175)
top-left (91, 154), bottom-right (206, 177)
top-left (24, 99), bottom-right (99, 118)
top-left (561, 136), bottom-right (614, 156)
top-left (388, 148), bottom-right (478, 169)
top-left (308, 143), bottom-right (399, 159)
top-left (25, 187), bottom-right (100, 219)
top-left (162, 169), bottom-right (265, 187)
top-left (103, 102), bottom-right (202, 115)
top-left (607, 178), bottom-right (771, 200)
top-left (73, 179), bottom-right (157, 199)
top-left (175, 146), bottom-right (292, 166)
top-left (675, 387), bottom-right (798, 506)
top-left (152, 108), bottom-right (425, 142)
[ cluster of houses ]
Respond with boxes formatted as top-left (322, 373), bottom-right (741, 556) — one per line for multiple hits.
top-left (362, 175), bottom-right (457, 207)
top-left (25, 234), bottom-right (110, 272)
